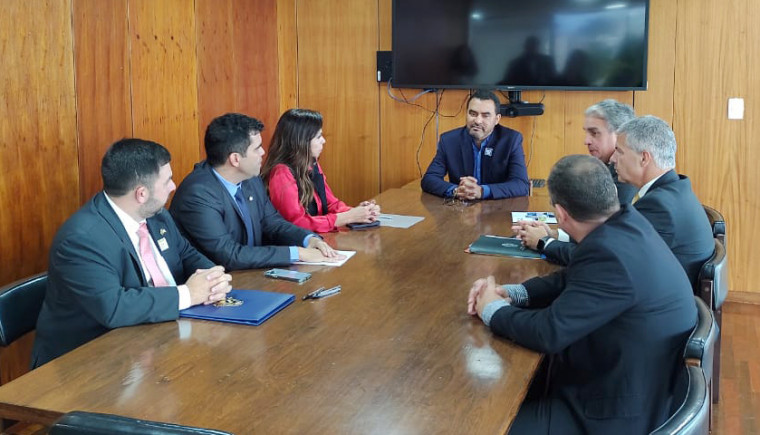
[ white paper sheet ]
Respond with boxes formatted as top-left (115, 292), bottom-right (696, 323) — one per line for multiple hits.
top-left (376, 214), bottom-right (425, 229)
top-left (511, 211), bottom-right (557, 224)
top-left (293, 250), bottom-right (356, 267)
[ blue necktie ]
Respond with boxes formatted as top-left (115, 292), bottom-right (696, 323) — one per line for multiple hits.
top-left (234, 187), bottom-right (254, 246)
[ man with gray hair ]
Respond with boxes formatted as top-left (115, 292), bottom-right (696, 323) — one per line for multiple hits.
top-left (467, 155), bottom-right (696, 434)
top-left (611, 115), bottom-right (714, 288)
top-left (512, 99), bottom-right (636, 262)
top-left (583, 99), bottom-right (637, 203)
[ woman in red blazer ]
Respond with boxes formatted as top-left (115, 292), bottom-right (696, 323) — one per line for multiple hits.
top-left (262, 109), bottom-right (380, 232)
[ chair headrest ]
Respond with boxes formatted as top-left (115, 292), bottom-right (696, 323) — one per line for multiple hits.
top-left (702, 205), bottom-right (725, 237)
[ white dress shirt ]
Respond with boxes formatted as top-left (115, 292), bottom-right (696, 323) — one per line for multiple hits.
top-left (104, 193), bottom-right (191, 309)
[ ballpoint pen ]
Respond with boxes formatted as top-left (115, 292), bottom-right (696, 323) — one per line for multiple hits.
top-left (315, 285), bottom-right (341, 298)
top-left (303, 287), bottom-right (325, 300)
top-left (303, 285), bottom-right (341, 300)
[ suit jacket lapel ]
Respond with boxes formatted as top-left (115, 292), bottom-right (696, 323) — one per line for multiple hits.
top-left (481, 129), bottom-right (498, 183)
top-left (93, 192), bottom-right (149, 286)
top-left (203, 163), bottom-right (256, 246)
top-left (460, 129), bottom-right (475, 177)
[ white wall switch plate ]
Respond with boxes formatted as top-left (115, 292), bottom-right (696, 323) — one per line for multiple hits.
top-left (728, 98), bottom-right (744, 120)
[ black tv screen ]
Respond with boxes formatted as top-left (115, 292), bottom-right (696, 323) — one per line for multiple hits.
top-left (392, 0), bottom-right (649, 90)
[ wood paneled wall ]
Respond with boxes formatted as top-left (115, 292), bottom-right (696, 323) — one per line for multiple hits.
top-left (1, 0), bottom-right (80, 286)
top-left (196, 0), bottom-right (280, 149)
top-left (673, 0), bottom-right (757, 297)
top-left (1, 0), bottom-right (280, 285)
top-left (295, 0), bottom-right (381, 204)
top-left (73, 0), bottom-right (133, 201)
top-left (283, 0), bottom-right (758, 300)
top-left (0, 0), bottom-right (280, 382)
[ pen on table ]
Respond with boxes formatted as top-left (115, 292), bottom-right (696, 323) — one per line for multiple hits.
top-left (303, 285), bottom-right (341, 300)
top-left (317, 285), bottom-right (341, 298)
top-left (302, 287), bottom-right (324, 300)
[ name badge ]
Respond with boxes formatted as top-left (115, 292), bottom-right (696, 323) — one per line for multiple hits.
top-left (484, 147), bottom-right (493, 157)
top-left (157, 238), bottom-right (169, 252)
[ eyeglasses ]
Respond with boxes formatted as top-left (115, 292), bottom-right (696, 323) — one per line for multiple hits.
top-left (443, 196), bottom-right (472, 210)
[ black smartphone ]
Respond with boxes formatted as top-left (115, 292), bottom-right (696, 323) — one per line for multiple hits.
top-left (346, 221), bottom-right (381, 230)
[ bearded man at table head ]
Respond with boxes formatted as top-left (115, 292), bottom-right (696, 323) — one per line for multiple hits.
top-left (32, 139), bottom-right (232, 368)
top-left (468, 154), bottom-right (696, 434)
top-left (421, 90), bottom-right (530, 200)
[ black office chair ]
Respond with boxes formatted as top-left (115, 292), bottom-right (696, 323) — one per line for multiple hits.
top-left (650, 365), bottom-right (709, 435)
top-left (702, 205), bottom-right (726, 247)
top-left (698, 238), bottom-right (728, 404)
top-left (684, 297), bottom-right (718, 430)
top-left (49, 411), bottom-right (233, 435)
top-left (0, 272), bottom-right (47, 350)
top-left (0, 273), bottom-right (47, 432)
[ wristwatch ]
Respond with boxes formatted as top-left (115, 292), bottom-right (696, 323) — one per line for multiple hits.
top-left (536, 236), bottom-right (553, 253)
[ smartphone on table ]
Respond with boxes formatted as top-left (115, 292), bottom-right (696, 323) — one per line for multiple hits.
top-left (264, 268), bottom-right (311, 283)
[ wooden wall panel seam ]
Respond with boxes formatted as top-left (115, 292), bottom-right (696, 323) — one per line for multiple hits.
top-left (127, 0), bottom-right (136, 140)
top-left (69, 1), bottom-right (84, 202)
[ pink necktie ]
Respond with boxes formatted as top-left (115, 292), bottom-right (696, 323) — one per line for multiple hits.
top-left (137, 222), bottom-right (169, 287)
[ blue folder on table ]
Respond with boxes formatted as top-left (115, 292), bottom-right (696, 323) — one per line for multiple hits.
top-left (180, 289), bottom-right (295, 326)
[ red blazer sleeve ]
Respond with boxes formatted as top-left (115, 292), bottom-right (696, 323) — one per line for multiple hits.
top-left (267, 164), bottom-right (344, 233)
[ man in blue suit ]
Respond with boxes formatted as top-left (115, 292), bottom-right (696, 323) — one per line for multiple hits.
top-left (468, 155), bottom-right (696, 434)
top-left (421, 90), bottom-right (530, 200)
top-left (170, 113), bottom-right (340, 270)
top-left (32, 139), bottom-right (232, 367)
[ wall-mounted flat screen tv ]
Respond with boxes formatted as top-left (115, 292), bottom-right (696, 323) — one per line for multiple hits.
top-left (392, 0), bottom-right (649, 90)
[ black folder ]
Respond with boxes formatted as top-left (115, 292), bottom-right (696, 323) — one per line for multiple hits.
top-left (469, 235), bottom-right (545, 259)
top-left (180, 289), bottom-right (295, 326)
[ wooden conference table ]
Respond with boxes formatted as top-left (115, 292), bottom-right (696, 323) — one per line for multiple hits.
top-left (0, 188), bottom-right (558, 434)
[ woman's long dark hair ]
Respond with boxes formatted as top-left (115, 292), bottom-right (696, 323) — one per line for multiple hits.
top-left (261, 109), bottom-right (323, 209)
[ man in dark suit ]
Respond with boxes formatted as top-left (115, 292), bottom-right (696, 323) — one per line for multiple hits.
top-left (468, 155), bottom-right (696, 434)
top-left (170, 113), bottom-right (340, 270)
top-left (610, 115), bottom-right (714, 288)
top-left (583, 99), bottom-right (637, 204)
top-left (32, 139), bottom-right (232, 367)
top-left (421, 90), bottom-right (530, 200)
top-left (515, 116), bottom-right (713, 290)
top-left (512, 99), bottom-right (635, 250)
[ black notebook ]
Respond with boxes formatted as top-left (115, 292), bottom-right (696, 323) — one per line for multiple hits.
top-left (180, 289), bottom-right (295, 326)
top-left (469, 235), bottom-right (545, 259)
